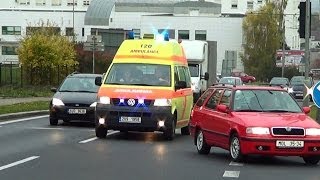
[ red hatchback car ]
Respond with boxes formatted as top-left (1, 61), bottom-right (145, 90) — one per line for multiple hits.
top-left (189, 85), bottom-right (320, 165)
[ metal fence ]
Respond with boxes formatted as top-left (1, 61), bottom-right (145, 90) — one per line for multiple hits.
top-left (0, 62), bottom-right (78, 87)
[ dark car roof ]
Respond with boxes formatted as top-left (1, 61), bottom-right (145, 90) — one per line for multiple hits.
top-left (67, 73), bottom-right (102, 78)
top-left (210, 85), bottom-right (286, 91)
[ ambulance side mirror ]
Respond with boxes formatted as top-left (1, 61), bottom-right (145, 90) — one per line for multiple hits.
top-left (95, 77), bottom-right (102, 86)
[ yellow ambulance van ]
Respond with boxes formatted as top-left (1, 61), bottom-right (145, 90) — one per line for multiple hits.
top-left (94, 33), bottom-right (193, 140)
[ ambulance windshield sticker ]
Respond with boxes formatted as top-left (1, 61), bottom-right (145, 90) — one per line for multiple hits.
top-left (114, 89), bottom-right (153, 94)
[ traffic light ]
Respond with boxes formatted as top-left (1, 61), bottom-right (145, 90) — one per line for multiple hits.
top-left (298, 1), bottom-right (311, 38)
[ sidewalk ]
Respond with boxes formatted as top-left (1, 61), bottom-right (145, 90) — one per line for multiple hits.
top-left (0, 97), bottom-right (51, 120)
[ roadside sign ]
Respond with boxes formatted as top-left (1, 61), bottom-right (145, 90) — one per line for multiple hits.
top-left (313, 81), bottom-right (320, 108)
top-left (87, 35), bottom-right (102, 42)
top-left (83, 46), bottom-right (104, 52)
top-left (84, 42), bottom-right (104, 47)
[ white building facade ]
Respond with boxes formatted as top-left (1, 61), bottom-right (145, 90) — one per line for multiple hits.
top-left (0, 0), bottom-right (90, 63)
top-left (0, 0), bottom-right (300, 74)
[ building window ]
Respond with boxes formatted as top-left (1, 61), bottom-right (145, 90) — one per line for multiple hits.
top-left (178, 30), bottom-right (189, 40)
top-left (2, 46), bottom-right (18, 55)
top-left (231, 0), bottom-right (238, 8)
top-left (83, 0), bottom-right (89, 5)
top-left (247, 1), bottom-right (253, 9)
top-left (2, 26), bottom-right (21, 35)
top-left (257, 0), bottom-right (263, 4)
top-left (17, 0), bottom-right (30, 5)
top-left (132, 29), bottom-right (141, 39)
top-left (66, 27), bottom-right (74, 36)
top-left (158, 29), bottom-right (175, 39)
top-left (36, 0), bottom-right (46, 5)
top-left (67, 0), bottom-right (77, 6)
top-left (82, 28), bottom-right (85, 36)
top-left (195, 30), bottom-right (207, 40)
top-left (52, 0), bottom-right (61, 6)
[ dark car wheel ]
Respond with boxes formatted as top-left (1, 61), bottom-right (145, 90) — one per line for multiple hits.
top-left (163, 118), bottom-right (176, 141)
top-left (49, 117), bottom-right (58, 126)
top-left (181, 125), bottom-right (190, 135)
top-left (303, 157), bottom-right (320, 165)
top-left (230, 134), bottom-right (244, 162)
top-left (196, 129), bottom-right (211, 154)
top-left (95, 126), bottom-right (107, 138)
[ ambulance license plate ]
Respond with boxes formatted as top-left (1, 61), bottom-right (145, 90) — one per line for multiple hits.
top-left (119, 116), bottom-right (141, 123)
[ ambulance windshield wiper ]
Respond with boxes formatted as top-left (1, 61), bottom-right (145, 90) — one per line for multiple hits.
top-left (129, 83), bottom-right (153, 86)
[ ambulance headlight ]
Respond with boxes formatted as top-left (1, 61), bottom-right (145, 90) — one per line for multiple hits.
top-left (154, 99), bottom-right (172, 106)
top-left (99, 96), bottom-right (111, 104)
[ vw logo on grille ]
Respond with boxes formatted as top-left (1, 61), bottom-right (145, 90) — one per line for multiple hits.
top-left (75, 104), bottom-right (79, 107)
top-left (285, 127), bottom-right (292, 132)
top-left (127, 99), bottom-right (136, 106)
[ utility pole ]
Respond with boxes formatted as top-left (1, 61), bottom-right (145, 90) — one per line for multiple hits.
top-left (281, 17), bottom-right (285, 77)
top-left (92, 36), bottom-right (96, 74)
top-left (303, 0), bottom-right (311, 107)
top-left (72, 0), bottom-right (75, 42)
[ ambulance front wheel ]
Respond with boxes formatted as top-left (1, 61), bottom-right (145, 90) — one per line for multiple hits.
top-left (96, 126), bottom-right (107, 138)
top-left (163, 117), bottom-right (176, 141)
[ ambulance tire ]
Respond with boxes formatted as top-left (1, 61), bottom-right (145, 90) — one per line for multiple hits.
top-left (164, 117), bottom-right (176, 141)
top-left (181, 125), bottom-right (190, 135)
top-left (50, 117), bottom-right (58, 126)
top-left (96, 126), bottom-right (107, 139)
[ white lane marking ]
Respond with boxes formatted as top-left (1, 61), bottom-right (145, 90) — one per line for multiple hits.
top-left (0, 115), bottom-right (48, 125)
top-left (229, 161), bottom-right (244, 166)
top-left (79, 137), bottom-right (98, 144)
top-left (28, 127), bottom-right (63, 130)
top-left (79, 131), bottom-right (119, 144)
top-left (0, 156), bottom-right (40, 171)
top-left (223, 171), bottom-right (240, 178)
top-left (107, 131), bottom-right (119, 136)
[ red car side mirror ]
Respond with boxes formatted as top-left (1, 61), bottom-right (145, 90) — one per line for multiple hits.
top-left (302, 107), bottom-right (311, 114)
top-left (217, 104), bottom-right (229, 113)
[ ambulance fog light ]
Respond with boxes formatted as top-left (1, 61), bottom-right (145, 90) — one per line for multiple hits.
top-left (138, 99), bottom-right (144, 104)
top-left (99, 118), bottom-right (105, 125)
top-left (158, 120), bottom-right (165, 127)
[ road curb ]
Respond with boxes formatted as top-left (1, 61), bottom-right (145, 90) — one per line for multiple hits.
top-left (0, 110), bottom-right (49, 121)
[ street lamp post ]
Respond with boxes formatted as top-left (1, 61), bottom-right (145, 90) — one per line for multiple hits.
top-left (303, 0), bottom-right (311, 108)
top-left (72, 0), bottom-right (75, 42)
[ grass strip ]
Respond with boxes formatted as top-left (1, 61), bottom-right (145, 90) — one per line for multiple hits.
top-left (0, 101), bottom-right (49, 115)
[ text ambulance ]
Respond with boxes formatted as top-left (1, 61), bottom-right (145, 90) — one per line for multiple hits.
top-left (94, 33), bottom-right (193, 140)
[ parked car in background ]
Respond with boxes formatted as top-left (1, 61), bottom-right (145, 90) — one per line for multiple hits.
top-left (231, 72), bottom-right (256, 83)
top-left (269, 77), bottom-right (290, 89)
top-left (218, 77), bottom-right (243, 86)
top-left (49, 73), bottom-right (102, 125)
top-left (189, 85), bottom-right (320, 165)
top-left (288, 76), bottom-right (314, 99)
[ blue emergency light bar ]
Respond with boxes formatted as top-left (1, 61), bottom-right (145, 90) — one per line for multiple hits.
top-left (128, 31), bottom-right (135, 39)
top-left (127, 30), bottom-right (169, 41)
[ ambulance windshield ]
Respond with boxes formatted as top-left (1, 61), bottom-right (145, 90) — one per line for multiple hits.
top-left (105, 63), bottom-right (171, 87)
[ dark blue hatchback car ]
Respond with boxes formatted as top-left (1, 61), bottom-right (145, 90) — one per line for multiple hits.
top-left (49, 73), bottom-right (102, 125)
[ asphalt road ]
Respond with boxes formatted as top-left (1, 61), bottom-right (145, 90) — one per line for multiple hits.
top-left (0, 115), bottom-right (319, 180)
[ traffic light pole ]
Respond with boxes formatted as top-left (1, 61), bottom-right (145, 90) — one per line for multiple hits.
top-left (303, 0), bottom-right (311, 108)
